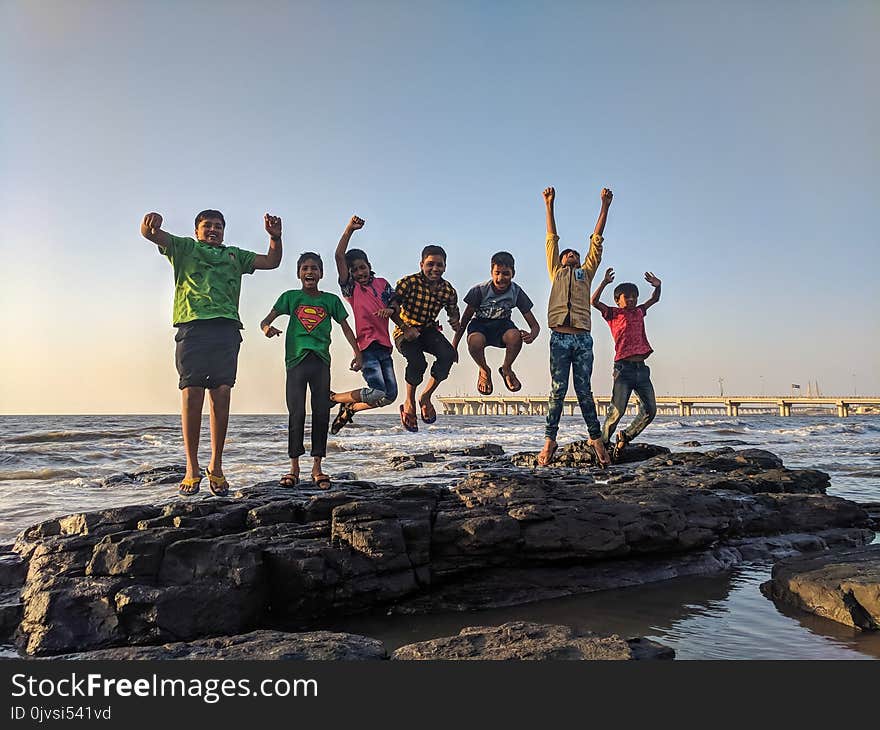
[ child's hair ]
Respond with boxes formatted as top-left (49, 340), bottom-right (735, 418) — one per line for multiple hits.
top-left (614, 282), bottom-right (639, 300)
top-left (195, 210), bottom-right (225, 229)
top-left (297, 251), bottom-right (323, 274)
top-left (344, 248), bottom-right (370, 268)
top-left (421, 244), bottom-right (447, 262)
top-left (491, 251), bottom-right (515, 270)
top-left (559, 248), bottom-right (578, 263)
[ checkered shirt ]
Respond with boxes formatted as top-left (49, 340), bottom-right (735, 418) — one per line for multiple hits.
top-left (393, 272), bottom-right (459, 338)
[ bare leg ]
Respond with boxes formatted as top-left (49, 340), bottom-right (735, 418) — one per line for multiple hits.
top-left (499, 328), bottom-right (523, 390)
top-left (181, 387), bottom-right (205, 483)
top-left (311, 456), bottom-right (323, 478)
top-left (404, 382), bottom-right (418, 419)
top-left (207, 384), bottom-right (231, 477)
top-left (418, 376), bottom-right (442, 407)
top-left (331, 389), bottom-right (363, 405)
top-left (289, 456), bottom-right (300, 479)
top-left (467, 333), bottom-right (492, 394)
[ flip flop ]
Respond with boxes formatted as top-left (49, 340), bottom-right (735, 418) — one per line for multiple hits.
top-left (205, 469), bottom-right (230, 497)
top-left (591, 440), bottom-right (612, 469)
top-left (612, 433), bottom-right (629, 462)
top-left (498, 366), bottom-right (522, 393)
top-left (178, 474), bottom-right (202, 497)
top-left (400, 404), bottom-right (419, 432)
top-left (279, 473), bottom-right (299, 488)
top-left (536, 441), bottom-right (558, 466)
top-left (419, 400), bottom-right (437, 424)
top-left (331, 403), bottom-right (355, 435)
top-left (477, 369), bottom-right (493, 395)
top-left (312, 473), bottom-right (332, 490)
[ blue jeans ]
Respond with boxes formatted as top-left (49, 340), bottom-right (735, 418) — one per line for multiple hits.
top-left (545, 331), bottom-right (600, 441)
top-left (601, 360), bottom-right (657, 444)
top-left (359, 342), bottom-right (398, 407)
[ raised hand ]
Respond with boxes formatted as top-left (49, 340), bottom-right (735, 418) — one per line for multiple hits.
top-left (264, 214), bottom-right (282, 239)
top-left (644, 271), bottom-right (661, 286)
top-left (374, 307), bottom-right (393, 318)
top-left (262, 325), bottom-right (282, 338)
top-left (543, 187), bottom-right (555, 206)
top-left (347, 215), bottom-right (365, 232)
top-left (602, 267), bottom-right (615, 285)
top-left (601, 188), bottom-right (613, 206)
top-left (142, 212), bottom-right (163, 235)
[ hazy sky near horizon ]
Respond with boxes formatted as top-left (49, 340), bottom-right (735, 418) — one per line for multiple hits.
top-left (2, 1), bottom-right (878, 414)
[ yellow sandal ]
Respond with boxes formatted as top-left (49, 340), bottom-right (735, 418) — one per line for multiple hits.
top-left (178, 474), bottom-right (202, 497)
top-left (205, 469), bottom-right (230, 497)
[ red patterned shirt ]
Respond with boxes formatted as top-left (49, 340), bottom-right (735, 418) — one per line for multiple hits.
top-left (603, 305), bottom-right (653, 361)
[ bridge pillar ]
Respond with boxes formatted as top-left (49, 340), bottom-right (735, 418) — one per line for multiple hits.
top-left (726, 402), bottom-right (739, 417)
top-left (679, 402), bottom-right (692, 417)
top-left (837, 401), bottom-right (849, 418)
top-left (777, 401), bottom-right (790, 417)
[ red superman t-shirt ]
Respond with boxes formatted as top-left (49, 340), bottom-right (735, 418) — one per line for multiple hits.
top-left (272, 289), bottom-right (348, 369)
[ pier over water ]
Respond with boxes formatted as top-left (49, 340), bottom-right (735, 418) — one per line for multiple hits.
top-left (438, 395), bottom-right (880, 418)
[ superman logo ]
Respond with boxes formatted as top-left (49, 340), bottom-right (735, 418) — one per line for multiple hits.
top-left (295, 304), bottom-right (327, 332)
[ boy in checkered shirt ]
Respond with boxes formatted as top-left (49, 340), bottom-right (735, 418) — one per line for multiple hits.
top-left (394, 245), bottom-right (460, 431)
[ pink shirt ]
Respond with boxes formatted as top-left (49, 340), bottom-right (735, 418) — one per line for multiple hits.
top-left (341, 275), bottom-right (394, 351)
top-left (603, 305), bottom-right (653, 361)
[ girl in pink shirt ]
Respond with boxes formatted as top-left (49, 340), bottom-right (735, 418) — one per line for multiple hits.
top-left (591, 267), bottom-right (662, 460)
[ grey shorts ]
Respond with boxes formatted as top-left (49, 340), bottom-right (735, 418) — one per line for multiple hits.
top-left (174, 318), bottom-right (242, 390)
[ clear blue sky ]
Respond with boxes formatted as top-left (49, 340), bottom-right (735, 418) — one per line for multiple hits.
top-left (1, 1), bottom-right (878, 413)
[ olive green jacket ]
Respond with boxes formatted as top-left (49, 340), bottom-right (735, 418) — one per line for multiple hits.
top-left (545, 233), bottom-right (603, 331)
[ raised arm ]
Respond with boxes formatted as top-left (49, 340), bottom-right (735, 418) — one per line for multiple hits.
top-left (253, 214), bottom-right (283, 270)
top-left (583, 188), bottom-right (612, 277)
top-left (641, 272), bottom-right (662, 310)
top-left (445, 288), bottom-right (461, 332)
top-left (335, 215), bottom-right (365, 284)
top-left (140, 212), bottom-right (173, 250)
top-left (260, 309), bottom-right (283, 338)
top-left (591, 267), bottom-right (614, 318)
top-left (543, 187), bottom-right (560, 279)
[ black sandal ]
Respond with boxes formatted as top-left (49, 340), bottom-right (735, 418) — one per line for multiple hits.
top-left (279, 473), bottom-right (299, 488)
top-left (330, 403), bottom-right (355, 435)
top-left (312, 473), bottom-right (332, 490)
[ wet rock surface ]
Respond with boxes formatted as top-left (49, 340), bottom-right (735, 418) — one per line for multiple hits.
top-left (390, 621), bottom-right (674, 660)
top-left (8, 443), bottom-right (873, 656)
top-left (760, 545), bottom-right (880, 630)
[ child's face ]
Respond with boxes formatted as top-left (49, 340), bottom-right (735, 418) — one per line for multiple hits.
top-left (491, 264), bottom-right (514, 292)
top-left (298, 260), bottom-right (323, 290)
top-left (616, 292), bottom-right (638, 310)
top-left (562, 251), bottom-right (580, 268)
top-left (196, 217), bottom-right (225, 245)
top-left (420, 254), bottom-right (446, 282)
top-left (349, 258), bottom-right (371, 284)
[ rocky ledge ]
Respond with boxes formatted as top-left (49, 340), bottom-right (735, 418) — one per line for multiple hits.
top-left (760, 545), bottom-right (880, 630)
top-left (2, 443), bottom-right (873, 657)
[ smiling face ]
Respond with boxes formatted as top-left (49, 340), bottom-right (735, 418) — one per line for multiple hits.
top-left (420, 254), bottom-right (446, 282)
top-left (195, 217), bottom-right (225, 246)
top-left (562, 250), bottom-right (580, 268)
top-left (349, 258), bottom-right (371, 285)
top-left (298, 259), bottom-right (323, 291)
top-left (490, 263), bottom-right (514, 292)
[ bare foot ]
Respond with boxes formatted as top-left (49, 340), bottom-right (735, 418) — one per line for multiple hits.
top-left (477, 368), bottom-right (493, 395)
top-left (536, 438), bottom-right (558, 466)
top-left (590, 437), bottom-right (611, 468)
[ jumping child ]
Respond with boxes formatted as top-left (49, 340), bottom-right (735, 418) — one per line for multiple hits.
top-left (452, 251), bottom-right (540, 394)
top-left (261, 252), bottom-right (361, 489)
top-left (591, 267), bottom-right (661, 460)
top-left (394, 246), bottom-right (460, 432)
top-left (328, 215), bottom-right (400, 433)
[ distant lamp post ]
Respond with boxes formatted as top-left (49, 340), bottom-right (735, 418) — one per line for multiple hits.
top-left (718, 377), bottom-right (724, 397)
top-left (852, 372), bottom-right (857, 396)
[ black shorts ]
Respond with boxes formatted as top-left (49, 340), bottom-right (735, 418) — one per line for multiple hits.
top-left (174, 318), bottom-right (242, 390)
top-left (466, 318), bottom-right (518, 348)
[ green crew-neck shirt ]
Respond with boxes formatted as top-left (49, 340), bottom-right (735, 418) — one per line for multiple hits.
top-left (160, 235), bottom-right (257, 326)
top-left (272, 289), bottom-right (348, 369)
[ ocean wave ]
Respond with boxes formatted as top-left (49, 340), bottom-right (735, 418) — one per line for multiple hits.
top-left (0, 468), bottom-right (82, 481)
top-left (5, 427), bottom-right (178, 445)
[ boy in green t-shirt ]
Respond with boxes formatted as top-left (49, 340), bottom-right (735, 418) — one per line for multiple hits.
top-left (141, 209), bottom-right (283, 497)
top-left (260, 252), bottom-right (361, 489)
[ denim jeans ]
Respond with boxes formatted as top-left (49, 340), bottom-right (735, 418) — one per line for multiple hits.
top-left (601, 360), bottom-right (657, 444)
top-left (545, 331), bottom-right (601, 440)
top-left (359, 342), bottom-right (398, 407)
